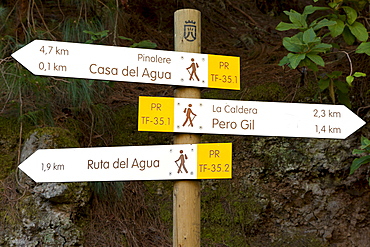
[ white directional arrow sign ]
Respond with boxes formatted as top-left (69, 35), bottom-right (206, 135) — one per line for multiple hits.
top-left (11, 40), bottom-right (240, 90)
top-left (138, 96), bottom-right (366, 139)
top-left (19, 143), bottom-right (232, 183)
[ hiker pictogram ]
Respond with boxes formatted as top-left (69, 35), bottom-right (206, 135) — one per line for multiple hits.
top-left (182, 104), bottom-right (197, 127)
top-left (186, 58), bottom-right (200, 81)
top-left (175, 150), bottom-right (188, 174)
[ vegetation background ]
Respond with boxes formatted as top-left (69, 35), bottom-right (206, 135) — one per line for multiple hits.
top-left (1, 0), bottom-right (370, 246)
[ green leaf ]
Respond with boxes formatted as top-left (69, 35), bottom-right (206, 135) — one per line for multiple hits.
top-left (303, 28), bottom-right (316, 44)
top-left (330, 71), bottom-right (342, 78)
top-left (350, 155), bottom-right (370, 175)
top-left (307, 53), bottom-right (325, 66)
top-left (342, 6), bottom-right (358, 25)
top-left (118, 36), bottom-right (134, 41)
top-left (310, 43), bottom-right (332, 53)
top-left (328, 2), bottom-right (339, 9)
top-left (334, 79), bottom-right (349, 93)
top-left (312, 19), bottom-right (336, 31)
top-left (353, 149), bottom-right (367, 154)
top-left (348, 21), bottom-right (369, 42)
top-left (290, 32), bottom-right (304, 44)
top-left (361, 136), bottom-right (370, 147)
top-left (282, 37), bottom-right (305, 53)
top-left (343, 26), bottom-right (356, 45)
top-left (358, 0), bottom-right (368, 10)
top-left (356, 42), bottom-right (370, 55)
top-left (303, 5), bottom-right (329, 15)
top-left (328, 18), bottom-right (345, 37)
top-left (131, 40), bottom-right (157, 49)
top-left (97, 30), bottom-right (109, 37)
top-left (337, 90), bottom-right (351, 108)
top-left (300, 58), bottom-right (318, 71)
top-left (353, 72), bottom-right (366, 77)
top-left (278, 55), bottom-right (290, 66)
top-left (83, 30), bottom-right (95, 35)
top-left (284, 10), bottom-right (307, 29)
top-left (318, 78), bottom-right (330, 90)
top-left (346, 75), bottom-right (354, 86)
top-left (287, 53), bottom-right (305, 69)
top-left (276, 22), bottom-right (299, 31)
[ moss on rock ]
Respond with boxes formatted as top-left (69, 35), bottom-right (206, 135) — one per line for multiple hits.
top-left (201, 180), bottom-right (264, 246)
top-left (24, 127), bottom-right (80, 148)
top-left (0, 117), bottom-right (22, 179)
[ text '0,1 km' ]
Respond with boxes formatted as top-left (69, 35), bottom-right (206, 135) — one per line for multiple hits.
top-left (11, 40), bottom-right (240, 90)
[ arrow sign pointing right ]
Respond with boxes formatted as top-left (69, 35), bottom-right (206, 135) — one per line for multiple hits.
top-left (138, 97), bottom-right (366, 139)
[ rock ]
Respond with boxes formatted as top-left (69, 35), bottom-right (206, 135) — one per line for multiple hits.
top-left (233, 134), bottom-right (370, 246)
top-left (1, 127), bottom-right (90, 246)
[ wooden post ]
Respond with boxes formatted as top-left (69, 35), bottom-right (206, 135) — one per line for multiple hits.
top-left (173, 9), bottom-right (201, 247)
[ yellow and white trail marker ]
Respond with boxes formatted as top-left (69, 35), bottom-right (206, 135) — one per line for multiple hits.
top-left (19, 143), bottom-right (232, 182)
top-left (139, 96), bottom-right (365, 139)
top-left (12, 40), bottom-right (240, 90)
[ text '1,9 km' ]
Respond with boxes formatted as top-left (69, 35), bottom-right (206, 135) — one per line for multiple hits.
top-left (19, 143), bottom-right (232, 182)
top-left (11, 40), bottom-right (240, 90)
top-left (42, 163), bottom-right (64, 172)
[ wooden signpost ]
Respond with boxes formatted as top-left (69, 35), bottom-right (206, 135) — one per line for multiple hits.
top-left (173, 9), bottom-right (202, 247)
top-left (12, 7), bottom-right (366, 247)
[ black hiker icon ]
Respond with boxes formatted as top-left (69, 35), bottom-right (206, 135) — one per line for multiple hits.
top-left (182, 104), bottom-right (197, 127)
top-left (175, 150), bottom-right (188, 174)
top-left (186, 58), bottom-right (200, 81)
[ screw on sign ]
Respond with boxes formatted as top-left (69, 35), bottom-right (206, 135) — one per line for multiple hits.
top-left (11, 40), bottom-right (240, 90)
top-left (138, 96), bottom-right (366, 139)
top-left (18, 143), bottom-right (232, 183)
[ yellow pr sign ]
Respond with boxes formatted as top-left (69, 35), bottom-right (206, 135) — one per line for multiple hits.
top-left (138, 96), bottom-right (174, 132)
top-left (197, 143), bottom-right (232, 179)
top-left (208, 55), bottom-right (240, 90)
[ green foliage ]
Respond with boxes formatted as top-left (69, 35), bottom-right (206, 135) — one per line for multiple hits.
top-left (356, 41), bottom-right (370, 55)
top-left (350, 136), bottom-right (370, 185)
top-left (318, 71), bottom-right (351, 107)
top-left (84, 30), bottom-right (109, 44)
top-left (276, 0), bottom-right (369, 106)
top-left (118, 36), bottom-right (157, 49)
top-left (63, 17), bottom-right (105, 43)
top-left (278, 27), bottom-right (332, 71)
top-left (346, 71), bottom-right (366, 86)
top-left (89, 181), bottom-right (125, 201)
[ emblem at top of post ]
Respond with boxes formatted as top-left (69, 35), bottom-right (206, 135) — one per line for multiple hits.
top-left (184, 20), bottom-right (197, 42)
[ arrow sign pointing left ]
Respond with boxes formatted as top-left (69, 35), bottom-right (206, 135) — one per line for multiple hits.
top-left (11, 40), bottom-right (240, 90)
top-left (19, 143), bottom-right (232, 183)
